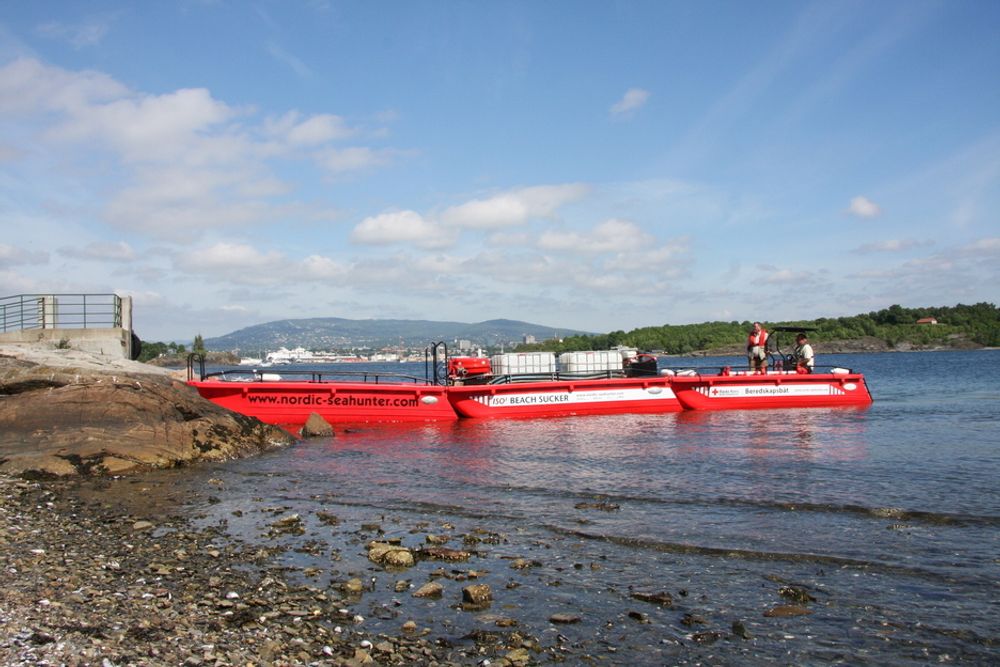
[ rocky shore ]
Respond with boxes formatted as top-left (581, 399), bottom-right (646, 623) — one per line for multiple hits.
top-left (0, 474), bottom-right (533, 666)
top-left (0, 345), bottom-right (537, 665)
top-left (0, 344), bottom-right (295, 478)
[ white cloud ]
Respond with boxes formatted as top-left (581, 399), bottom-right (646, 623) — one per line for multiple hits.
top-left (538, 218), bottom-right (652, 253)
top-left (47, 87), bottom-right (236, 163)
top-left (0, 58), bottom-right (126, 115)
top-left (59, 241), bottom-right (136, 261)
top-left (300, 255), bottom-right (349, 279)
top-left (37, 18), bottom-right (112, 48)
top-left (0, 243), bottom-right (49, 267)
top-left (958, 237), bottom-right (1000, 256)
top-left (441, 184), bottom-right (589, 229)
top-left (855, 238), bottom-right (930, 253)
top-left (0, 58), bottom-right (390, 243)
top-left (847, 195), bottom-right (882, 218)
top-left (351, 210), bottom-right (454, 249)
top-left (758, 267), bottom-right (819, 285)
top-left (265, 111), bottom-right (354, 146)
top-left (174, 242), bottom-right (288, 285)
top-left (610, 88), bottom-right (650, 116)
top-left (315, 146), bottom-right (395, 174)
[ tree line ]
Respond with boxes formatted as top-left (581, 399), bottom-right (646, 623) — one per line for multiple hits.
top-left (136, 334), bottom-right (205, 363)
top-left (517, 303), bottom-right (1000, 355)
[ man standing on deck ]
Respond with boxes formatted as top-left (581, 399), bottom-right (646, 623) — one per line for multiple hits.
top-left (747, 322), bottom-right (769, 374)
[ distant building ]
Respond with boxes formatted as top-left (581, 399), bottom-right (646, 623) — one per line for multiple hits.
top-left (916, 317), bottom-right (938, 325)
top-left (523, 334), bottom-right (536, 344)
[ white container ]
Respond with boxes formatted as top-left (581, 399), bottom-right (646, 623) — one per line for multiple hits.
top-left (558, 350), bottom-right (624, 373)
top-left (491, 352), bottom-right (556, 375)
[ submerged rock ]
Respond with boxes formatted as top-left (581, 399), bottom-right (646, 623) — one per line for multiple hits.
top-left (763, 604), bottom-right (813, 617)
top-left (368, 541), bottom-right (415, 568)
top-left (461, 583), bottom-right (492, 606)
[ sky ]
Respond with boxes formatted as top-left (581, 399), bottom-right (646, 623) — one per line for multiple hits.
top-left (0, 1), bottom-right (998, 343)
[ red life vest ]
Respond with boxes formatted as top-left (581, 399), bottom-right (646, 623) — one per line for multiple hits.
top-left (747, 328), bottom-right (768, 348)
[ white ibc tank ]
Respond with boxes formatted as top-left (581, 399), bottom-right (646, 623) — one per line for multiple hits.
top-left (558, 350), bottom-right (624, 373)
top-left (491, 352), bottom-right (556, 375)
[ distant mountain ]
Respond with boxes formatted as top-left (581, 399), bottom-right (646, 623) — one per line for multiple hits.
top-left (203, 317), bottom-right (592, 352)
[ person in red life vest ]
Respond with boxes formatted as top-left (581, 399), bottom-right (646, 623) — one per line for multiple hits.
top-left (794, 333), bottom-right (815, 373)
top-left (746, 322), bottom-right (769, 374)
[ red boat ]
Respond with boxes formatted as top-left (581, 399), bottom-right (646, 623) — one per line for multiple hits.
top-left (667, 325), bottom-right (872, 410)
top-left (187, 334), bottom-right (872, 427)
top-left (669, 369), bottom-right (872, 410)
top-left (447, 376), bottom-right (683, 419)
top-left (187, 368), bottom-right (457, 426)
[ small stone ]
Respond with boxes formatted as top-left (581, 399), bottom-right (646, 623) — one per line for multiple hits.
top-left (778, 586), bottom-right (816, 604)
top-left (316, 511), bottom-right (340, 526)
top-left (732, 620), bottom-right (752, 639)
top-left (301, 413), bottom-right (334, 437)
top-left (573, 501), bottom-right (620, 511)
top-left (764, 604), bottom-right (813, 617)
top-left (412, 582), bottom-right (443, 598)
top-left (548, 613), bottom-right (581, 624)
top-left (462, 584), bottom-right (492, 605)
top-left (423, 546), bottom-right (471, 562)
top-left (630, 590), bottom-right (674, 607)
top-left (132, 520), bottom-right (155, 532)
top-left (681, 613), bottom-right (706, 626)
top-left (368, 542), bottom-right (415, 568)
top-left (342, 578), bottom-right (364, 594)
top-left (270, 514), bottom-right (302, 528)
top-left (401, 620), bottom-right (418, 633)
top-left (505, 648), bottom-right (532, 665)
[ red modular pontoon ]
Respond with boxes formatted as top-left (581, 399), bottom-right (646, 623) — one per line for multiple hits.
top-left (187, 333), bottom-right (873, 427)
top-left (669, 369), bottom-right (873, 411)
top-left (187, 371), bottom-right (457, 427)
top-left (446, 376), bottom-right (683, 419)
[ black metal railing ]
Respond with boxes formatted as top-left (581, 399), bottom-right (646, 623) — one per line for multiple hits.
top-left (0, 293), bottom-right (123, 332)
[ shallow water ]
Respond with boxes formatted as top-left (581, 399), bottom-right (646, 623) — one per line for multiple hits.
top-left (107, 350), bottom-right (1000, 664)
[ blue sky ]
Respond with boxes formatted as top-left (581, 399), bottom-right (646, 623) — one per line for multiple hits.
top-left (1, 1), bottom-right (998, 343)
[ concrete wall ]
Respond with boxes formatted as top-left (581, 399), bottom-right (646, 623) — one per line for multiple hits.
top-left (0, 327), bottom-right (133, 358)
top-left (0, 295), bottom-right (136, 359)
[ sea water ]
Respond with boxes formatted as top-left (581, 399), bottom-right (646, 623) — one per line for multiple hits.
top-left (110, 350), bottom-right (1000, 664)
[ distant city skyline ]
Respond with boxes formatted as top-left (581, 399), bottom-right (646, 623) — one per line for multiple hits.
top-left (1, 1), bottom-right (997, 341)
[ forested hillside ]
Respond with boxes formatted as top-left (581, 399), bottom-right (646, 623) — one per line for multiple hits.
top-left (519, 303), bottom-right (1000, 355)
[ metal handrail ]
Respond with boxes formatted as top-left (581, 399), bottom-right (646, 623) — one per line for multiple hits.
top-left (184, 349), bottom-right (436, 385)
top-left (660, 364), bottom-right (856, 376)
top-left (0, 293), bottom-right (122, 332)
top-left (203, 369), bottom-right (436, 385)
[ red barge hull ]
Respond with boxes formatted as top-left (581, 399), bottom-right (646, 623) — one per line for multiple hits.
top-left (446, 376), bottom-right (683, 419)
top-left (670, 371), bottom-right (872, 410)
top-left (187, 379), bottom-right (456, 426)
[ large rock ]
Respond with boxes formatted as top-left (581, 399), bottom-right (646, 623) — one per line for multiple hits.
top-left (0, 350), bottom-right (295, 477)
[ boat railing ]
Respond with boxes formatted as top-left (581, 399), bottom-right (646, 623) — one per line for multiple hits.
top-left (485, 369), bottom-right (631, 384)
top-left (204, 369), bottom-right (437, 384)
top-left (660, 364), bottom-right (857, 377)
top-left (185, 354), bottom-right (436, 385)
